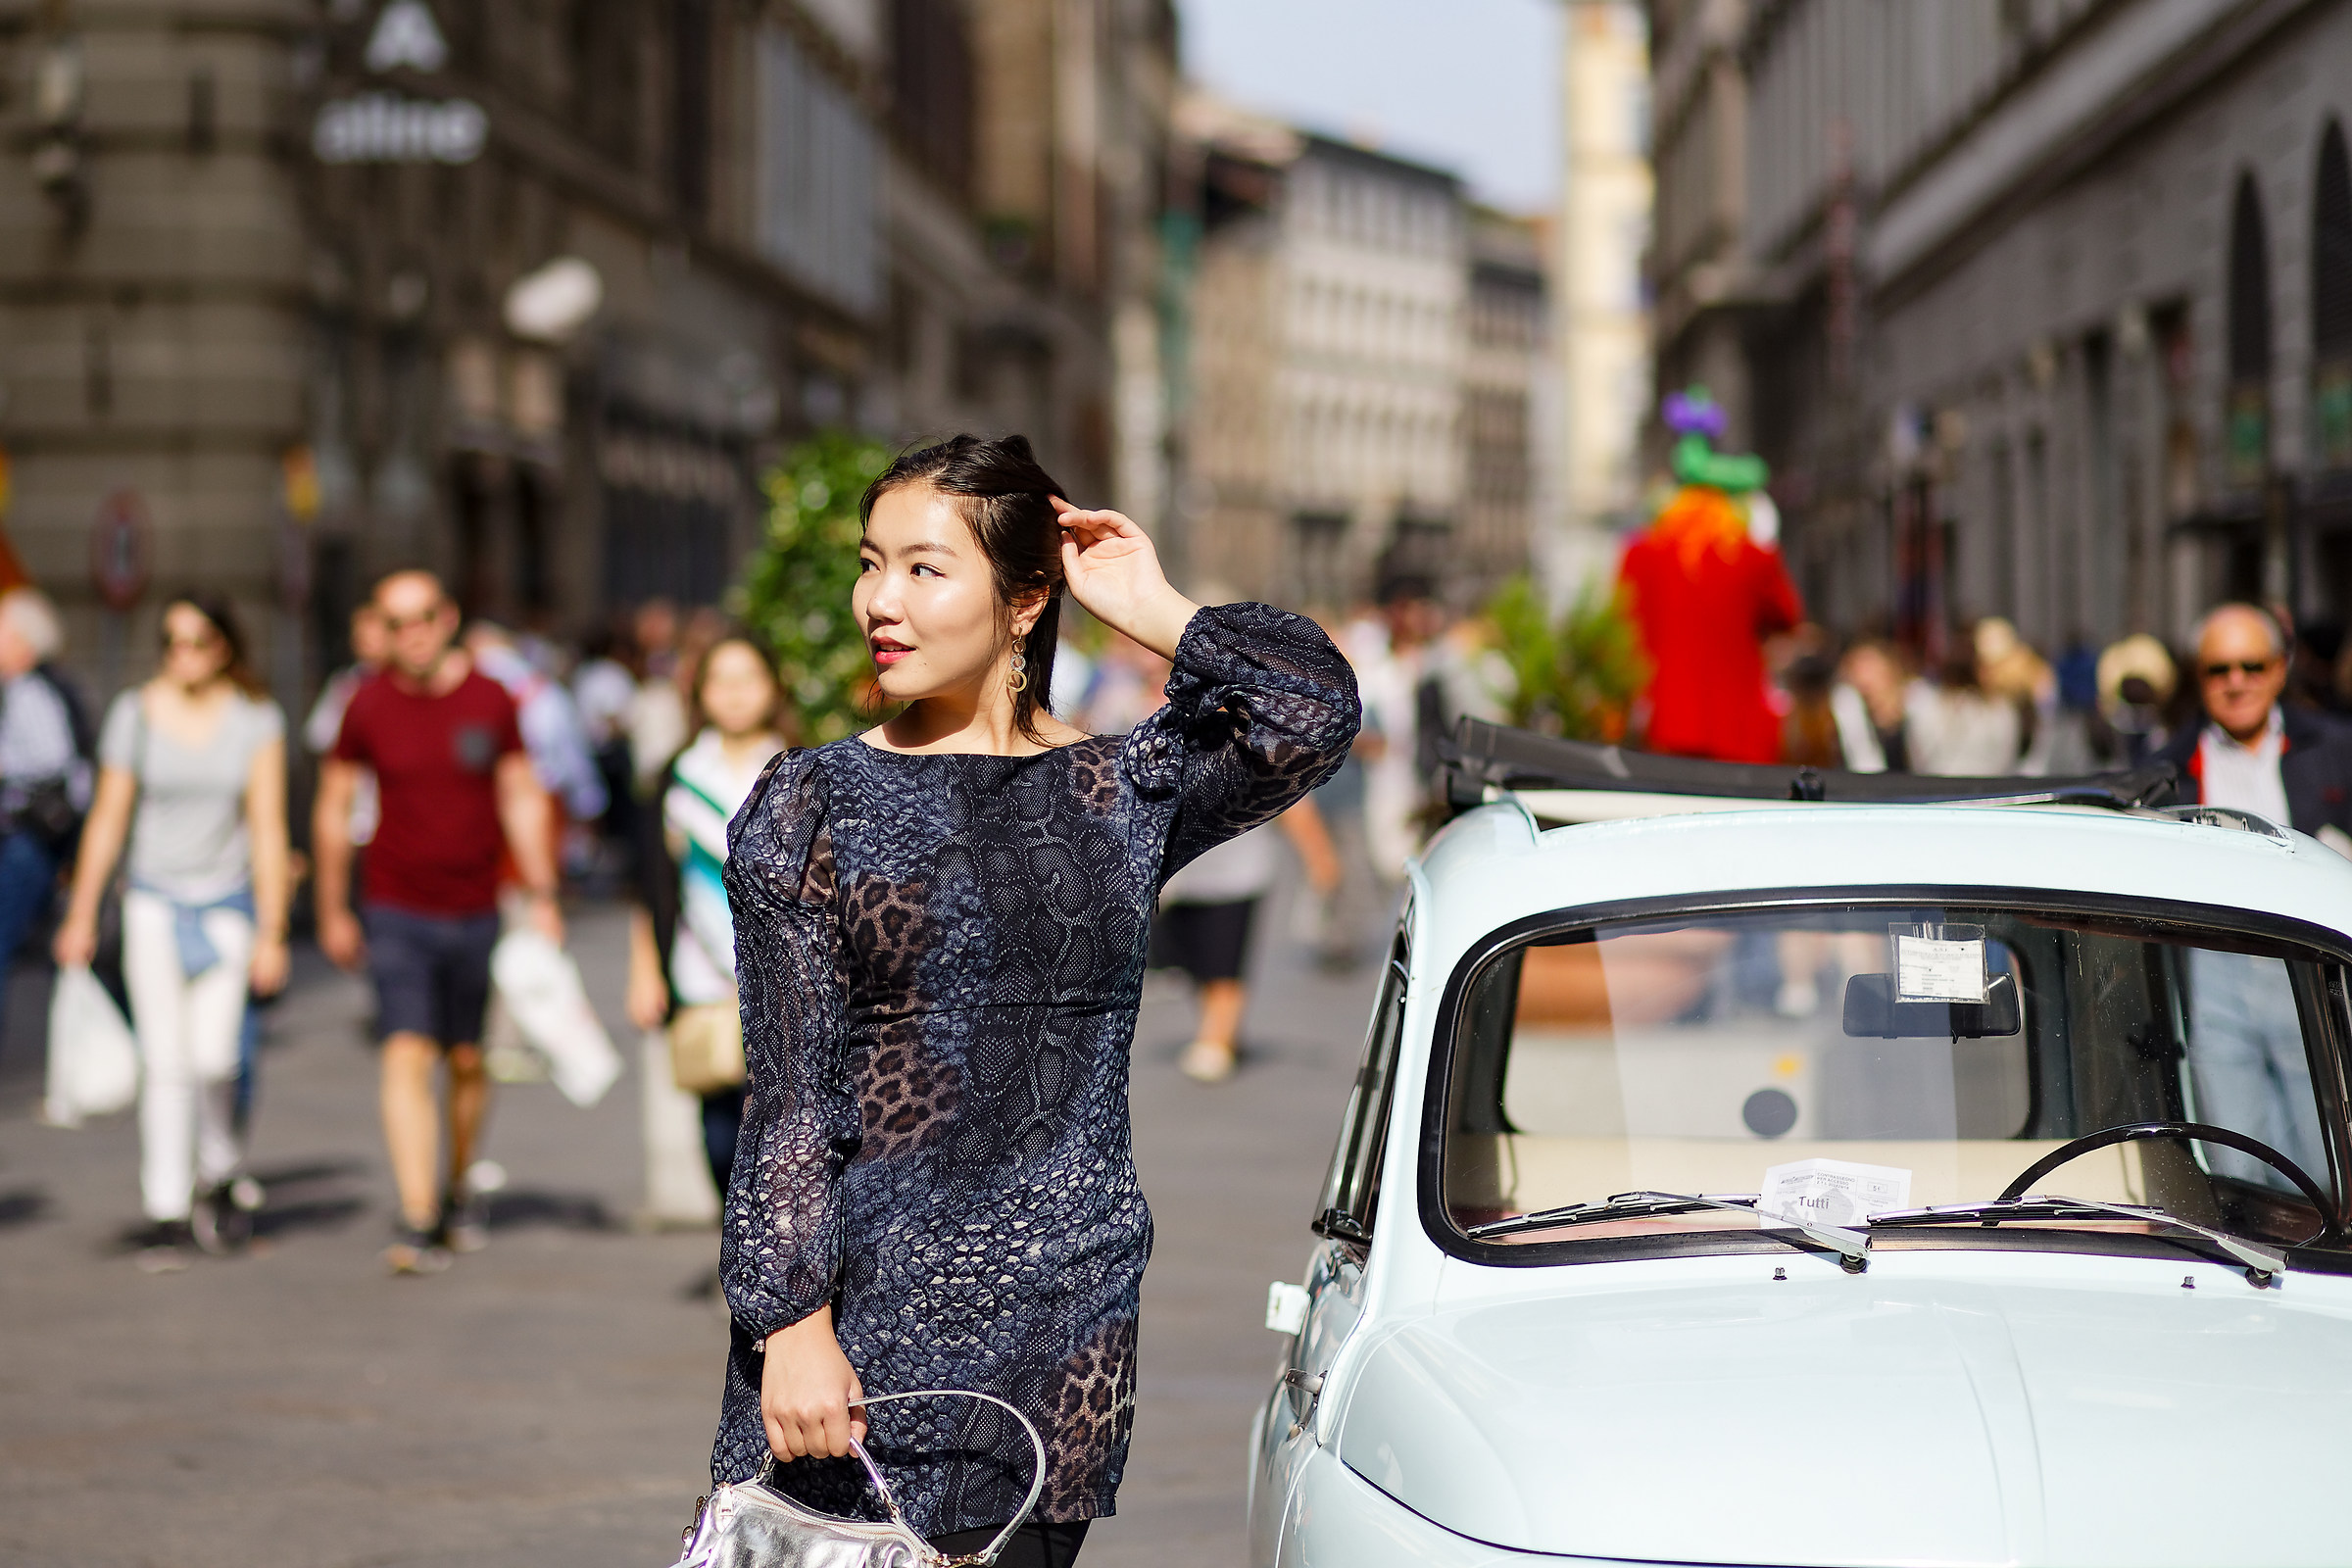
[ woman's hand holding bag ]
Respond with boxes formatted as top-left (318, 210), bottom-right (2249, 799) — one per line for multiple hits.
top-left (760, 1306), bottom-right (869, 1459)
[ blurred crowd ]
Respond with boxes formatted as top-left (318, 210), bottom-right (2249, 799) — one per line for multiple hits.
top-left (1776, 610), bottom-right (2312, 780)
top-left (24, 552), bottom-right (2335, 1262)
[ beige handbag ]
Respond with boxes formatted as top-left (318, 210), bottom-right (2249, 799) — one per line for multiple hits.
top-left (669, 1000), bottom-right (747, 1094)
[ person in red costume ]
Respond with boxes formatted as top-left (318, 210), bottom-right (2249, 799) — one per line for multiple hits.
top-left (1618, 389), bottom-right (1803, 763)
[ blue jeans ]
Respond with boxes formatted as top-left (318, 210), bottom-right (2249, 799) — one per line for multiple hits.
top-left (2187, 950), bottom-right (2328, 1192)
top-left (0, 830), bottom-right (58, 1028)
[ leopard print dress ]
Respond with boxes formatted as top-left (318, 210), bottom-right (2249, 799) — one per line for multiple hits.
top-left (710, 603), bottom-right (1359, 1539)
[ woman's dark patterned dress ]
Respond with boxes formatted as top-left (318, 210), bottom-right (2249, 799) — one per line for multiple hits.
top-left (711, 604), bottom-right (1358, 1538)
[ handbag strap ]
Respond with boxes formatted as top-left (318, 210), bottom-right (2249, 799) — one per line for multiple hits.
top-left (756, 1389), bottom-right (1049, 1568)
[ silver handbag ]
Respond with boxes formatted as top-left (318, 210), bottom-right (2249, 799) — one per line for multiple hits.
top-left (670, 1390), bottom-right (1048, 1568)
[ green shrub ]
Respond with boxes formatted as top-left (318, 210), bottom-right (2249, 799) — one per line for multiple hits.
top-left (731, 431), bottom-right (893, 744)
top-left (1485, 573), bottom-right (1647, 743)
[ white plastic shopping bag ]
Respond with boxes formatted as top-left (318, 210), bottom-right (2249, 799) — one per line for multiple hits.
top-left (42, 964), bottom-right (138, 1127)
top-left (489, 929), bottom-right (622, 1107)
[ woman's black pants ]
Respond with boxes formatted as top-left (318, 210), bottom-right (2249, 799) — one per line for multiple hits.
top-left (930, 1520), bottom-right (1088, 1566)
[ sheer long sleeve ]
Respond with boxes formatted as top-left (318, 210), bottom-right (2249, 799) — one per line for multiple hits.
top-left (719, 750), bottom-right (861, 1340)
top-left (1124, 602), bottom-right (1360, 882)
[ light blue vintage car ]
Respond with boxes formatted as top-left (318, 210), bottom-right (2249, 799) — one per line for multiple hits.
top-left (1250, 726), bottom-right (2352, 1568)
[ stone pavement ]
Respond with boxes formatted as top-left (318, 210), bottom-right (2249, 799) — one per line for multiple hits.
top-left (0, 889), bottom-right (1382, 1567)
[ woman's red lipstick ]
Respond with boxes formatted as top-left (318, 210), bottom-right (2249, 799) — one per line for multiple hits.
top-left (870, 637), bottom-right (912, 667)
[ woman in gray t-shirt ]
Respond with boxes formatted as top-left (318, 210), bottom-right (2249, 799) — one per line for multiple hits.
top-left (54, 595), bottom-right (290, 1270)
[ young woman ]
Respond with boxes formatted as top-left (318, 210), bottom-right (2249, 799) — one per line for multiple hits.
top-left (712, 435), bottom-right (1357, 1565)
top-left (56, 595), bottom-right (290, 1271)
top-left (627, 633), bottom-right (791, 1192)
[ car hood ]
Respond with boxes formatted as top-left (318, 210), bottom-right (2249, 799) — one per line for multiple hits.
top-left (1336, 1263), bottom-right (2352, 1566)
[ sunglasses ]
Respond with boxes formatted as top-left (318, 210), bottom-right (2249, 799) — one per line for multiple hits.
top-left (2201, 659), bottom-right (2277, 679)
top-left (379, 607), bottom-right (447, 633)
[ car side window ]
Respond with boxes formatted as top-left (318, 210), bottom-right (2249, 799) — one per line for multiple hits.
top-left (1314, 928), bottom-right (1409, 1246)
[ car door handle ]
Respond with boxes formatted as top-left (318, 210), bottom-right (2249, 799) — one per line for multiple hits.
top-left (1283, 1369), bottom-right (1324, 1438)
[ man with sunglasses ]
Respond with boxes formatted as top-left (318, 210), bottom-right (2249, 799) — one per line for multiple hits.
top-left (2150, 601), bottom-right (2348, 1192)
top-left (314, 569), bottom-right (562, 1274)
top-left (2151, 602), bottom-right (2352, 841)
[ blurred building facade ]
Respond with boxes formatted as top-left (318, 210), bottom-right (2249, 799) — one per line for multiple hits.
top-left (1465, 208), bottom-right (1547, 605)
top-left (1650, 0), bottom-right (2352, 655)
top-left (1552, 0), bottom-right (1650, 594)
top-left (1177, 94), bottom-right (1539, 612)
top-left (0, 0), bottom-right (1173, 701)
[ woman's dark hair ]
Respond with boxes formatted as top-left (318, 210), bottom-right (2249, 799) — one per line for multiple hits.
top-left (686, 629), bottom-right (797, 746)
top-left (859, 433), bottom-right (1066, 740)
top-left (161, 592), bottom-right (265, 697)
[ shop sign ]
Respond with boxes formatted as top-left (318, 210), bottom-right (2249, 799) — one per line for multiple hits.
top-left (89, 487), bottom-right (151, 612)
top-left (366, 1), bottom-right (449, 74)
top-left (314, 91), bottom-right (486, 164)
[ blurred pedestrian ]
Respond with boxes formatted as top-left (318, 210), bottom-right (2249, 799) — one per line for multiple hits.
top-left (305, 603), bottom-right (388, 851)
top-left (1905, 627), bottom-right (2025, 775)
top-left (313, 569), bottom-right (563, 1275)
top-left (1830, 638), bottom-right (1910, 772)
top-left (1778, 630), bottom-right (1841, 769)
top-left (1978, 617), bottom-right (2090, 775)
top-left (1155, 800), bottom-right (1341, 1084)
top-left (628, 599), bottom-right (690, 796)
top-left (626, 633), bottom-right (789, 1193)
top-left (1358, 579), bottom-right (1443, 877)
top-left (467, 619), bottom-right (608, 877)
top-left (1070, 630), bottom-right (1167, 735)
top-left (2153, 603), bottom-right (2352, 840)
top-left (468, 620), bottom-right (607, 821)
top-left (54, 595), bottom-right (289, 1271)
top-left (572, 624), bottom-right (640, 875)
top-left (0, 588), bottom-right (92, 1026)
top-left (2150, 603), bottom-right (2352, 1190)
top-left (2092, 634), bottom-right (2179, 765)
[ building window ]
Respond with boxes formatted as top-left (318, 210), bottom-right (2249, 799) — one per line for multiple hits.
top-left (570, 0), bottom-right (641, 166)
top-left (2313, 122), bottom-right (2352, 469)
top-left (1292, 513), bottom-right (1348, 610)
top-left (672, 0), bottom-right (712, 219)
top-left (890, 0), bottom-right (975, 202)
top-left (2227, 171), bottom-right (2272, 488)
top-left (758, 25), bottom-right (881, 315)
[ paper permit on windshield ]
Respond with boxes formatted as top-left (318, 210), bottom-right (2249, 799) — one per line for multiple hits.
top-left (1892, 927), bottom-right (1988, 1003)
top-left (1757, 1158), bottom-right (1912, 1228)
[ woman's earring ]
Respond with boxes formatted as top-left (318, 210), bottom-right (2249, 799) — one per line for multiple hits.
top-left (1008, 634), bottom-right (1029, 696)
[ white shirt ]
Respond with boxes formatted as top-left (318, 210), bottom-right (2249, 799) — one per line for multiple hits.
top-left (2197, 706), bottom-right (2291, 827)
top-left (0, 670), bottom-right (77, 783)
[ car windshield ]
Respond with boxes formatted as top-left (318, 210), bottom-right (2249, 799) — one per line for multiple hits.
top-left (1439, 899), bottom-right (2348, 1256)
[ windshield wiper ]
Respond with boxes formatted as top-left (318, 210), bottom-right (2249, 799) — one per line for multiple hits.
top-left (1869, 1196), bottom-right (2290, 1284)
top-left (1467, 1191), bottom-right (1871, 1272)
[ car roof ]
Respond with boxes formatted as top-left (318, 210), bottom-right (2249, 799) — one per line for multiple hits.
top-left (1408, 799), bottom-right (2352, 965)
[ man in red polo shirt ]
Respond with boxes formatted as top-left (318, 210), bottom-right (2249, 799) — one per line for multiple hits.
top-left (315, 569), bottom-right (562, 1274)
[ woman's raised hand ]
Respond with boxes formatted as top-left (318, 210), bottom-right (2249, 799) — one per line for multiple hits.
top-left (1052, 497), bottom-right (1199, 659)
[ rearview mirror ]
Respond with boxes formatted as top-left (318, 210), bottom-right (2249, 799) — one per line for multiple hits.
top-left (1842, 971), bottom-right (2021, 1038)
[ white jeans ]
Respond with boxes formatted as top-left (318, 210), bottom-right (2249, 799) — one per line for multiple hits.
top-left (124, 890), bottom-right (253, 1222)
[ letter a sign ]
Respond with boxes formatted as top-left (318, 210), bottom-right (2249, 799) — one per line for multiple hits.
top-left (367, 1), bottom-right (448, 74)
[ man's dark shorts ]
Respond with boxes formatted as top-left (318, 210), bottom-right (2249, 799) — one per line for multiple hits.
top-left (366, 905), bottom-right (500, 1048)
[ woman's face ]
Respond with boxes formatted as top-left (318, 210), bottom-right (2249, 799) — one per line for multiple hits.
top-left (161, 603), bottom-right (228, 689)
top-left (700, 640), bottom-right (778, 739)
top-left (855, 484), bottom-right (1025, 705)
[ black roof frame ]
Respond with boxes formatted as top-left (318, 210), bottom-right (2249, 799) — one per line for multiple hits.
top-left (1440, 717), bottom-right (2181, 812)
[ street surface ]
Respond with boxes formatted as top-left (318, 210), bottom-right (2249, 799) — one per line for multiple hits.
top-left (0, 888), bottom-right (1379, 1567)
